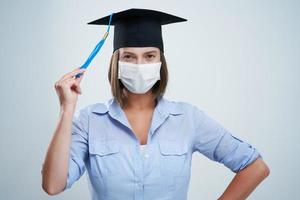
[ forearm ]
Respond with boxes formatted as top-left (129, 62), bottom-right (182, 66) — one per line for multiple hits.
top-left (42, 108), bottom-right (74, 195)
top-left (218, 157), bottom-right (270, 200)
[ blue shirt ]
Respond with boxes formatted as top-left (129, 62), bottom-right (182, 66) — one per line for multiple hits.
top-left (62, 96), bottom-right (262, 200)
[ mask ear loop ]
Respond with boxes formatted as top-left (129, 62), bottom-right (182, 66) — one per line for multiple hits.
top-left (75, 13), bottom-right (114, 78)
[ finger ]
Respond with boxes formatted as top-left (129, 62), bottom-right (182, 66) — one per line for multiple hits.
top-left (75, 72), bottom-right (85, 83)
top-left (73, 75), bottom-right (84, 94)
top-left (61, 78), bottom-right (77, 89)
top-left (59, 68), bottom-right (86, 82)
top-left (72, 82), bottom-right (82, 95)
top-left (61, 68), bottom-right (86, 82)
top-left (57, 67), bottom-right (86, 89)
top-left (75, 85), bottom-right (82, 94)
top-left (54, 81), bottom-right (59, 89)
top-left (55, 80), bottom-right (64, 89)
top-left (74, 71), bottom-right (86, 80)
top-left (59, 69), bottom-right (86, 86)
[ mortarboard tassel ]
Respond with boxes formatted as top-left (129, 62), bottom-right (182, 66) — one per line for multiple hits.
top-left (75, 13), bottom-right (114, 79)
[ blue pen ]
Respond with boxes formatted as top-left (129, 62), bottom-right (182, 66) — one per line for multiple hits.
top-left (75, 13), bottom-right (114, 79)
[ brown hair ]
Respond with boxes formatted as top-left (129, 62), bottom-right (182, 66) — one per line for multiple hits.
top-left (108, 49), bottom-right (168, 108)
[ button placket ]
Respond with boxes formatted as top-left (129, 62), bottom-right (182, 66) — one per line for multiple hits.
top-left (144, 153), bottom-right (149, 159)
top-left (134, 144), bottom-right (145, 200)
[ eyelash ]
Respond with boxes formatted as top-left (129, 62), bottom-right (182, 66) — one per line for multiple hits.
top-left (124, 55), bottom-right (133, 59)
top-left (123, 54), bottom-right (155, 59)
top-left (147, 55), bottom-right (155, 58)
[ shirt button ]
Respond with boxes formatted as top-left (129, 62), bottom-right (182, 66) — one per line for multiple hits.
top-left (144, 154), bottom-right (149, 159)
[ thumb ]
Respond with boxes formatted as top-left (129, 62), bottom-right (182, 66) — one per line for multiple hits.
top-left (77, 86), bottom-right (82, 95)
top-left (74, 83), bottom-right (82, 94)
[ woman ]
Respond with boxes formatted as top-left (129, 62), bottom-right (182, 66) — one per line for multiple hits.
top-left (42, 8), bottom-right (270, 200)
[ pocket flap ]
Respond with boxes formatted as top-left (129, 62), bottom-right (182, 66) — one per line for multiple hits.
top-left (89, 140), bottom-right (120, 156)
top-left (159, 140), bottom-right (188, 156)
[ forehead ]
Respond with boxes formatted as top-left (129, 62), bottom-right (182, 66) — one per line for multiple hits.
top-left (119, 47), bottom-right (159, 54)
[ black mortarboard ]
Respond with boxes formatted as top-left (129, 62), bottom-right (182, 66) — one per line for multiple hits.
top-left (87, 8), bottom-right (187, 53)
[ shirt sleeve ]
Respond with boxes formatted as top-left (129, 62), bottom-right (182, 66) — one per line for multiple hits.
top-left (192, 105), bottom-right (262, 173)
top-left (63, 107), bottom-right (89, 191)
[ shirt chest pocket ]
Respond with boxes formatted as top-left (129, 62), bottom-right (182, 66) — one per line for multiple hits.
top-left (88, 140), bottom-right (121, 178)
top-left (158, 140), bottom-right (189, 177)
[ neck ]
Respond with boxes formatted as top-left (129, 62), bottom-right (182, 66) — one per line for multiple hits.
top-left (124, 90), bottom-right (156, 110)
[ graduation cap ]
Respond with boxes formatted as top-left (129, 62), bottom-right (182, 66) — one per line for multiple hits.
top-left (88, 8), bottom-right (187, 53)
top-left (75, 8), bottom-right (187, 78)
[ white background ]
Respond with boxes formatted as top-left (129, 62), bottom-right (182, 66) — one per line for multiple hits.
top-left (0, 0), bottom-right (299, 199)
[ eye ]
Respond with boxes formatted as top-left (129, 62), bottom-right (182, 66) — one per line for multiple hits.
top-left (146, 54), bottom-right (155, 59)
top-left (122, 54), bottom-right (134, 61)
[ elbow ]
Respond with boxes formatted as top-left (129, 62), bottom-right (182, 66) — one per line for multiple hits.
top-left (42, 182), bottom-right (60, 196)
top-left (42, 183), bottom-right (64, 196)
top-left (41, 167), bottom-right (66, 195)
top-left (239, 157), bottom-right (270, 179)
top-left (42, 184), bottom-right (57, 196)
top-left (42, 177), bottom-right (65, 196)
top-left (262, 163), bottom-right (270, 178)
top-left (41, 168), bottom-right (68, 196)
top-left (256, 157), bottom-right (270, 179)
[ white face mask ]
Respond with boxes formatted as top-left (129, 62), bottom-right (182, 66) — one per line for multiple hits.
top-left (118, 61), bottom-right (162, 94)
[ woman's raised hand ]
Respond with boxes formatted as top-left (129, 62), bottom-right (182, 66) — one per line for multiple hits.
top-left (54, 68), bottom-right (86, 111)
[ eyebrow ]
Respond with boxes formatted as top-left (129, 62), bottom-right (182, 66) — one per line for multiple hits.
top-left (122, 51), bottom-right (135, 55)
top-left (144, 50), bottom-right (158, 54)
top-left (122, 50), bottom-right (158, 56)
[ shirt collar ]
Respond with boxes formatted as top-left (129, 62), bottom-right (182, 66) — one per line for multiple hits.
top-left (91, 96), bottom-right (184, 136)
top-left (91, 96), bottom-right (184, 116)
